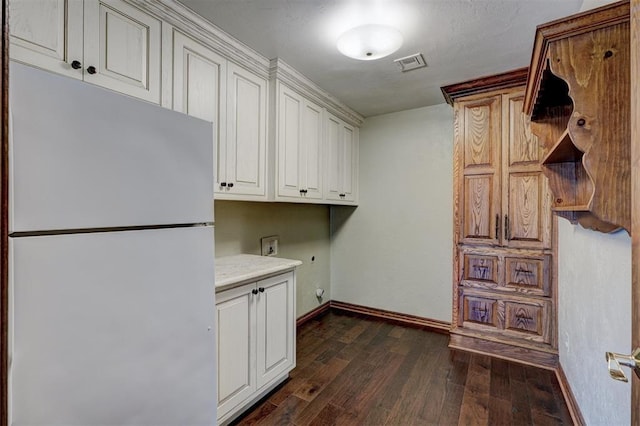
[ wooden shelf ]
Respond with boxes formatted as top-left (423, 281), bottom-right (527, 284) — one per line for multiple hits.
top-left (524, 1), bottom-right (630, 233)
top-left (542, 129), bottom-right (583, 165)
top-left (552, 205), bottom-right (590, 212)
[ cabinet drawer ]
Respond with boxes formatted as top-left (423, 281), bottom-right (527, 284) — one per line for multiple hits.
top-left (503, 299), bottom-right (551, 344)
top-left (505, 255), bottom-right (550, 296)
top-left (461, 253), bottom-right (499, 288)
top-left (459, 288), bottom-right (551, 344)
top-left (461, 293), bottom-right (499, 329)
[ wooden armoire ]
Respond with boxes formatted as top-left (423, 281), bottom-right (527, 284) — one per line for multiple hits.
top-left (442, 70), bottom-right (558, 368)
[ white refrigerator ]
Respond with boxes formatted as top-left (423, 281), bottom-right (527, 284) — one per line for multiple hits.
top-left (8, 63), bottom-right (217, 425)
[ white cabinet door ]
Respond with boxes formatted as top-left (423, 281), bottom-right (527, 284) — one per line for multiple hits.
top-left (256, 272), bottom-right (295, 389)
top-left (10, 0), bottom-right (162, 104)
top-left (223, 63), bottom-right (267, 198)
top-left (325, 113), bottom-right (358, 204)
top-left (170, 30), bottom-right (227, 196)
top-left (9, 0), bottom-right (83, 79)
top-left (83, 0), bottom-right (162, 104)
top-left (276, 84), bottom-right (324, 201)
top-left (83, 0), bottom-right (162, 103)
top-left (277, 84), bottom-right (303, 198)
top-left (301, 99), bottom-right (324, 200)
top-left (216, 283), bottom-right (256, 421)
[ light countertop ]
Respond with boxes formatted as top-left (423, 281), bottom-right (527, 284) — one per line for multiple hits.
top-left (215, 254), bottom-right (302, 292)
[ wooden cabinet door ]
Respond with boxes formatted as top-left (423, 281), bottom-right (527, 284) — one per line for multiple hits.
top-left (9, 0), bottom-right (83, 79)
top-left (502, 92), bottom-right (552, 249)
top-left (216, 284), bottom-right (256, 421)
top-left (457, 95), bottom-right (502, 246)
top-left (83, 0), bottom-right (161, 103)
top-left (300, 99), bottom-right (324, 200)
top-left (170, 31), bottom-right (227, 196)
top-left (326, 114), bottom-right (358, 203)
top-left (225, 63), bottom-right (268, 198)
top-left (255, 272), bottom-right (295, 389)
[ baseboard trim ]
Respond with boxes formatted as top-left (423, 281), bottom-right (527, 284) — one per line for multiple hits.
top-left (449, 333), bottom-right (559, 370)
top-left (555, 363), bottom-right (586, 426)
top-left (329, 300), bottom-right (451, 334)
top-left (296, 301), bottom-right (331, 327)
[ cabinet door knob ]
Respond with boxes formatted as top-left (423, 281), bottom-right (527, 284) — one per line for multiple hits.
top-left (227, 182), bottom-right (234, 188)
top-left (259, 287), bottom-right (265, 293)
top-left (220, 182), bottom-right (227, 187)
top-left (71, 60), bottom-right (82, 70)
top-left (251, 289), bottom-right (258, 295)
top-left (339, 193), bottom-right (346, 197)
top-left (86, 66), bottom-right (97, 75)
top-left (495, 214), bottom-right (500, 240)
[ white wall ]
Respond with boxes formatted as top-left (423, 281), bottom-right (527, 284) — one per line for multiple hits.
top-left (214, 200), bottom-right (331, 316)
top-left (557, 220), bottom-right (631, 425)
top-left (330, 104), bottom-right (453, 321)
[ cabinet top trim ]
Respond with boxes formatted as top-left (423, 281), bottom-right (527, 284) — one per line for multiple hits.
top-left (523, 0), bottom-right (630, 116)
top-left (138, 0), bottom-right (271, 77)
top-left (440, 67), bottom-right (528, 106)
top-left (270, 58), bottom-right (364, 127)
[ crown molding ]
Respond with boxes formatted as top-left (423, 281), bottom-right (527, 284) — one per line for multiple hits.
top-left (269, 58), bottom-right (364, 127)
top-left (133, 0), bottom-right (271, 78)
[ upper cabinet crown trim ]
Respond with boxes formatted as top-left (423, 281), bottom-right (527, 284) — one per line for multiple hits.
top-left (138, 0), bottom-right (271, 78)
top-left (270, 58), bottom-right (364, 127)
top-left (440, 67), bottom-right (528, 106)
top-left (523, 0), bottom-right (630, 116)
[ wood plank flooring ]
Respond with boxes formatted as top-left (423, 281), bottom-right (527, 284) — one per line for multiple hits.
top-left (232, 311), bottom-right (572, 426)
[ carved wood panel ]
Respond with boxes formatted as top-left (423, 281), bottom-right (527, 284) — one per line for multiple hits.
top-left (503, 90), bottom-right (552, 250)
top-left (462, 174), bottom-right (496, 243)
top-left (504, 300), bottom-right (547, 341)
top-left (508, 95), bottom-right (540, 166)
top-left (462, 253), bottom-right (499, 287)
top-left (507, 172), bottom-right (543, 242)
top-left (462, 295), bottom-right (498, 328)
top-left (463, 96), bottom-right (500, 168)
top-left (505, 255), bottom-right (550, 296)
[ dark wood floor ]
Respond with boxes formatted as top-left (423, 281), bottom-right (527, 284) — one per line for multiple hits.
top-left (233, 311), bottom-right (572, 426)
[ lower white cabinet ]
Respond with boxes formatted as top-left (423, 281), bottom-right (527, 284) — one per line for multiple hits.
top-left (216, 271), bottom-right (296, 424)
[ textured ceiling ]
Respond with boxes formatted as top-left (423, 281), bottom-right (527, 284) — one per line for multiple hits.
top-left (178, 0), bottom-right (583, 117)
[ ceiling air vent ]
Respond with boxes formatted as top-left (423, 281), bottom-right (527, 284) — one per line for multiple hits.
top-left (394, 53), bottom-right (427, 72)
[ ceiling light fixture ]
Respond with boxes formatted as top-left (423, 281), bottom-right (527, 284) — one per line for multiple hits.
top-left (336, 24), bottom-right (403, 61)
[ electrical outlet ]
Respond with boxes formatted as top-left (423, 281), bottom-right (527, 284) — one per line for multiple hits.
top-left (261, 235), bottom-right (279, 256)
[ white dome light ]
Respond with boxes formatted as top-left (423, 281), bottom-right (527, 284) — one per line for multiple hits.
top-left (337, 24), bottom-right (403, 61)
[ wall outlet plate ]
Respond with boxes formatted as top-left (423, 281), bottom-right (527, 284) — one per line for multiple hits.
top-left (261, 235), bottom-right (279, 256)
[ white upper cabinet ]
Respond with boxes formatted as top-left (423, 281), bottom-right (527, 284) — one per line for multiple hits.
top-left (224, 63), bottom-right (268, 198)
top-left (9, 0), bottom-right (83, 79)
top-left (276, 83), bottom-right (324, 202)
top-left (10, 0), bottom-right (162, 104)
top-left (10, 2), bottom-right (359, 204)
top-left (168, 28), bottom-right (267, 200)
top-left (325, 113), bottom-right (358, 204)
top-left (83, 0), bottom-right (161, 103)
top-left (169, 30), bottom-right (227, 196)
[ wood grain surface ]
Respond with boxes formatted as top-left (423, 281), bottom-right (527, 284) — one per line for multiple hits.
top-left (631, 0), bottom-right (639, 424)
top-left (234, 311), bottom-right (572, 425)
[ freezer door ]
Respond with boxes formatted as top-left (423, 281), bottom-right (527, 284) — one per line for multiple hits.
top-left (10, 226), bottom-right (216, 425)
top-left (9, 63), bottom-right (214, 233)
